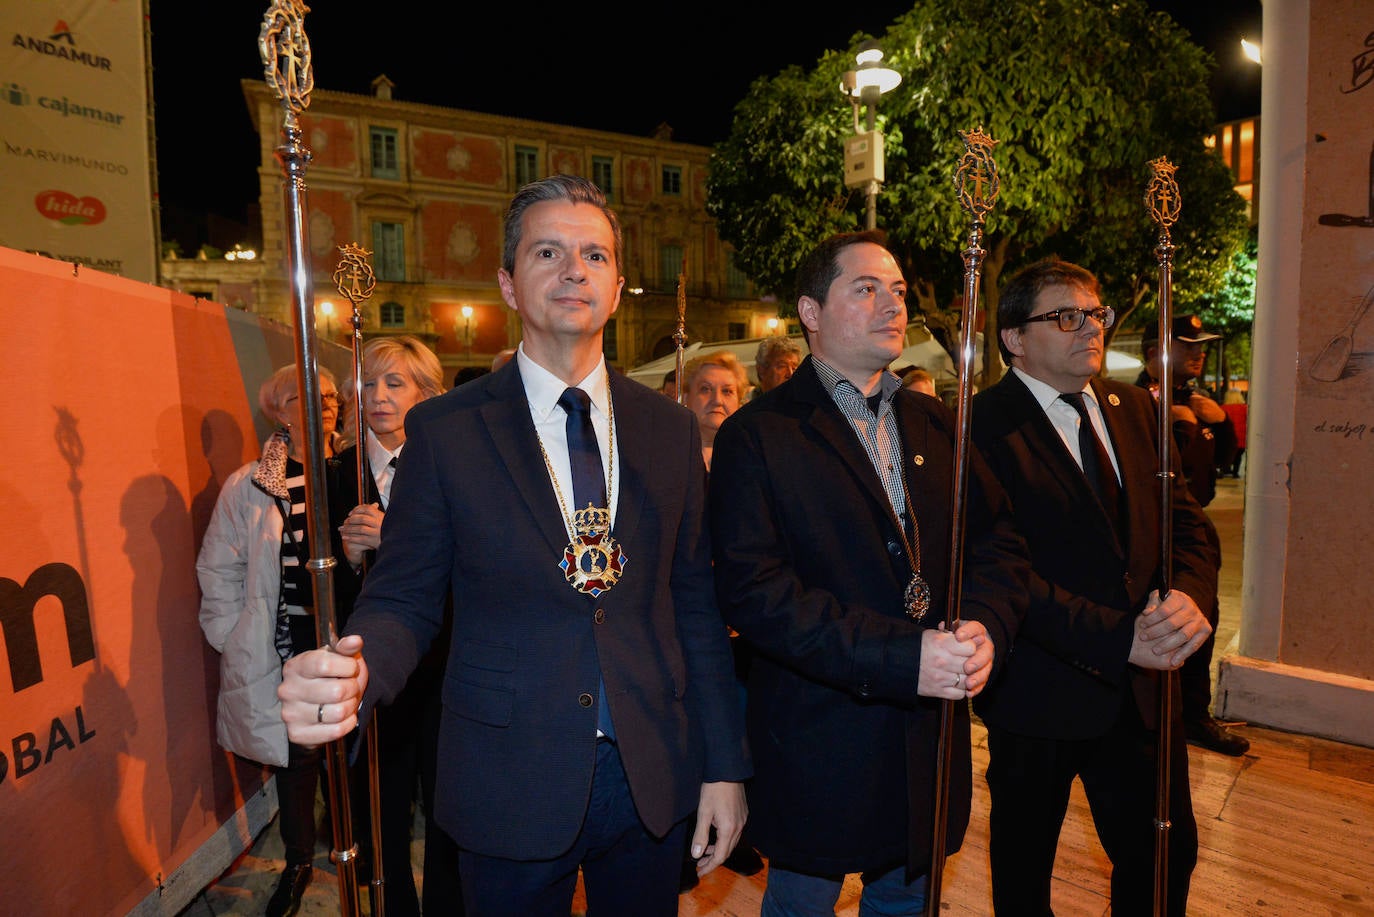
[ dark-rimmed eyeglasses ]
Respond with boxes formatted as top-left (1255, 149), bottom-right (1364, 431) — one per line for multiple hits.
top-left (1019, 306), bottom-right (1116, 333)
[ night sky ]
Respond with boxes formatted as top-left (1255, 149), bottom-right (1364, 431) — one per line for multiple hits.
top-left (148, 1), bottom-right (1262, 252)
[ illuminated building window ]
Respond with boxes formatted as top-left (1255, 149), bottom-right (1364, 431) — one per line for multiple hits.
top-left (661, 165), bottom-right (682, 196)
top-left (380, 301), bottom-right (405, 328)
top-left (370, 127), bottom-right (399, 180)
top-left (372, 222), bottom-right (405, 282)
top-left (659, 244), bottom-right (684, 292)
top-left (593, 156), bottom-right (614, 199)
top-left (515, 145), bottom-right (539, 187)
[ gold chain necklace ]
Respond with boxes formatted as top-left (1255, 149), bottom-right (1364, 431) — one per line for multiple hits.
top-left (863, 393), bottom-right (931, 619)
top-left (896, 484), bottom-right (930, 620)
top-left (535, 387), bottom-right (627, 598)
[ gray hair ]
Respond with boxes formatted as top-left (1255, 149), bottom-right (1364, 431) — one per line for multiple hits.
top-left (502, 174), bottom-right (623, 275)
top-left (755, 334), bottom-right (803, 369)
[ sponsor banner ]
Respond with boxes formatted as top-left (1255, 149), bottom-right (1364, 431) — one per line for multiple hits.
top-left (0, 245), bottom-right (358, 914)
top-left (1, 0), bottom-right (156, 282)
top-left (0, 246), bottom-right (272, 915)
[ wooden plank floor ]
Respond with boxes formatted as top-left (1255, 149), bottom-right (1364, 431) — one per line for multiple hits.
top-left (184, 480), bottom-right (1374, 916)
top-left (672, 721), bottom-right (1374, 916)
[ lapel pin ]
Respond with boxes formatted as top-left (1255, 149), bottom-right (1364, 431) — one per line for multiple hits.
top-left (1107, 394), bottom-right (1121, 406)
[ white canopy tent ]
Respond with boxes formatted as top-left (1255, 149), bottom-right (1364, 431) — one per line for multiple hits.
top-left (625, 323), bottom-right (966, 389)
top-left (625, 324), bottom-right (1142, 391)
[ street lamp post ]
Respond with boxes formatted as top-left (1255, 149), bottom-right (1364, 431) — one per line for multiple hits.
top-left (457, 304), bottom-right (475, 357)
top-left (842, 40), bottom-right (901, 230)
top-left (319, 300), bottom-right (336, 339)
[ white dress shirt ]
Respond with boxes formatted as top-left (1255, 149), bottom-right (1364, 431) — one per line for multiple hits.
top-left (515, 344), bottom-right (621, 530)
top-left (1011, 366), bottom-right (1122, 484)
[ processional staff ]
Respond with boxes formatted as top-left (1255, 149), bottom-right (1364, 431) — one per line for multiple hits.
top-left (258, 3), bottom-right (361, 914)
top-left (925, 126), bottom-right (1001, 917)
top-left (674, 263), bottom-right (688, 405)
top-left (332, 243), bottom-right (386, 916)
top-left (1144, 154), bottom-right (1183, 917)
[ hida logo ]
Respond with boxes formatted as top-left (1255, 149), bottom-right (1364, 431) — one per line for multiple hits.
top-left (35, 189), bottom-right (107, 226)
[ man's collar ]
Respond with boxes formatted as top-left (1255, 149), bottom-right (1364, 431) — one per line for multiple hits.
top-left (1010, 366), bottom-right (1100, 411)
top-left (517, 345), bottom-right (610, 419)
top-left (811, 355), bottom-right (900, 402)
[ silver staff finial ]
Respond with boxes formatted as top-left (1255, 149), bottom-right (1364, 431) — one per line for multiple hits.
top-left (259, 0), bottom-right (314, 115)
top-left (955, 126), bottom-right (1001, 225)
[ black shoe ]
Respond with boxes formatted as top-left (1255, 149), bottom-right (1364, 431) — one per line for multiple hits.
top-left (1186, 716), bottom-right (1250, 756)
top-left (723, 845), bottom-right (765, 876)
top-left (265, 863), bottom-right (312, 917)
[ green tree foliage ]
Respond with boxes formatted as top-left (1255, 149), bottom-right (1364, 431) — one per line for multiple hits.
top-left (706, 0), bottom-right (1250, 385)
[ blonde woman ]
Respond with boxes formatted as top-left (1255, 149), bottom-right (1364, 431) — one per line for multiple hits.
top-left (681, 350), bottom-right (748, 471)
top-left (333, 336), bottom-right (452, 917)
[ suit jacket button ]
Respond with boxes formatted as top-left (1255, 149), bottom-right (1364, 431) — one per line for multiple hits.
top-left (886, 541), bottom-right (902, 557)
top-left (594, 608), bottom-right (606, 624)
top-left (578, 693), bottom-right (593, 707)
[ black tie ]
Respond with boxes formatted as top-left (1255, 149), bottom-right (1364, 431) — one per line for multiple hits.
top-left (557, 387), bottom-right (615, 740)
top-left (558, 388), bottom-right (606, 512)
top-left (1060, 392), bottom-right (1122, 529)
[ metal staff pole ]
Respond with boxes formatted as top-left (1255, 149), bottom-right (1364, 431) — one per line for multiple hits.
top-left (332, 244), bottom-right (384, 916)
top-left (926, 127), bottom-right (1000, 916)
top-left (1145, 155), bottom-right (1182, 917)
top-left (258, 4), bottom-right (361, 914)
top-left (674, 264), bottom-right (688, 405)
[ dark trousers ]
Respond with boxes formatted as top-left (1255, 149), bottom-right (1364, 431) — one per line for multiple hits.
top-left (1179, 597), bottom-right (1220, 724)
top-left (458, 739), bottom-right (686, 917)
top-left (420, 668), bottom-right (464, 915)
top-left (985, 695), bottom-right (1197, 917)
top-left (348, 651), bottom-right (462, 917)
top-left (277, 741), bottom-right (322, 867)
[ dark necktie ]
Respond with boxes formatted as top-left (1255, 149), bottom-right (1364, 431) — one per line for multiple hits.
top-left (379, 455), bottom-right (397, 508)
top-left (1060, 392), bottom-right (1122, 529)
top-left (557, 387), bottom-right (615, 740)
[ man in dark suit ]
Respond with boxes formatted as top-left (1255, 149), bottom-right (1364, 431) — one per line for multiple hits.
top-left (709, 230), bottom-right (1029, 916)
top-left (278, 175), bottom-right (749, 916)
top-left (971, 257), bottom-right (1219, 916)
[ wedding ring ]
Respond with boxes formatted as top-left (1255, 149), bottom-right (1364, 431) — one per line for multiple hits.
top-left (317, 703), bottom-right (325, 724)
top-left (950, 673), bottom-right (961, 688)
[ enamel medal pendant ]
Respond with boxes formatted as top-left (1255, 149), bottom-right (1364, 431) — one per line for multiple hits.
top-left (904, 573), bottom-right (931, 620)
top-left (560, 504), bottom-right (627, 598)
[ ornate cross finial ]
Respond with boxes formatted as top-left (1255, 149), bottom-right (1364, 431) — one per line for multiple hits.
top-left (954, 126), bottom-right (1001, 224)
top-left (332, 242), bottom-right (376, 307)
top-left (259, 0), bottom-right (314, 114)
top-left (1145, 156), bottom-right (1182, 231)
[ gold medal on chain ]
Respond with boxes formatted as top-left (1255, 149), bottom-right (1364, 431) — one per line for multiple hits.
top-left (559, 504), bottom-right (627, 598)
top-left (538, 389), bottom-right (628, 599)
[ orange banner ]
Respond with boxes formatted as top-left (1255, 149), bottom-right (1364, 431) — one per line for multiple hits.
top-left (0, 246), bottom-right (349, 915)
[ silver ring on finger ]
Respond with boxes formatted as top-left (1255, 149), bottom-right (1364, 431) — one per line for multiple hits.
top-left (950, 672), bottom-right (961, 688)
top-left (317, 703), bottom-right (325, 724)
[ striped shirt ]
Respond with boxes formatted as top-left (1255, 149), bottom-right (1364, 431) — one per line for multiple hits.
top-left (811, 357), bottom-right (909, 529)
top-left (280, 459), bottom-right (312, 616)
